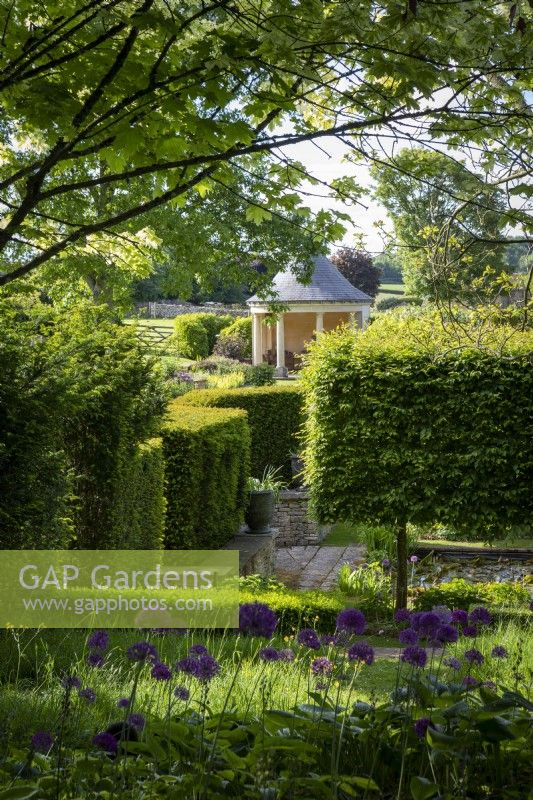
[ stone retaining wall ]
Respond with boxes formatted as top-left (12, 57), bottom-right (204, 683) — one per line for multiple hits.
top-left (145, 301), bottom-right (248, 319)
top-left (272, 489), bottom-right (331, 546)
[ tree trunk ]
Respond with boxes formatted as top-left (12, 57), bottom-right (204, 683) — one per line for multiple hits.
top-left (395, 522), bottom-right (408, 610)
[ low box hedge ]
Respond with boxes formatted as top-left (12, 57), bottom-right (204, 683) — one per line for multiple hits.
top-left (411, 577), bottom-right (530, 611)
top-left (177, 384), bottom-right (303, 480)
top-left (162, 401), bottom-right (250, 548)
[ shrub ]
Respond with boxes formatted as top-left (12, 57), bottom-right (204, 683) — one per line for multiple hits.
top-left (172, 313), bottom-right (233, 358)
top-left (207, 371), bottom-right (246, 389)
top-left (216, 316), bottom-right (252, 358)
top-left (213, 332), bottom-right (250, 361)
top-left (161, 401), bottom-right (250, 548)
top-left (412, 577), bottom-right (530, 611)
top-left (245, 363), bottom-right (275, 386)
top-left (337, 562), bottom-right (393, 616)
top-left (177, 384), bottom-right (303, 479)
top-left (110, 438), bottom-right (166, 549)
top-left (375, 295), bottom-right (422, 311)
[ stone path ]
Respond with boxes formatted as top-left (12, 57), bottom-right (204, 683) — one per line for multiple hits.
top-left (275, 545), bottom-right (365, 590)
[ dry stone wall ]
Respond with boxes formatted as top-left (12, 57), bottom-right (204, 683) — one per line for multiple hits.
top-left (272, 490), bottom-right (331, 546)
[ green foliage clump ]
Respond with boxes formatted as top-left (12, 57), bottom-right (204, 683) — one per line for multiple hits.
top-left (239, 588), bottom-right (346, 632)
top-left (412, 578), bottom-right (530, 611)
top-left (177, 384), bottom-right (303, 479)
top-left (375, 295), bottom-right (422, 312)
top-left (337, 563), bottom-right (393, 616)
top-left (162, 401), bottom-right (250, 548)
top-left (246, 363), bottom-right (275, 386)
top-left (302, 311), bottom-right (533, 540)
top-left (216, 316), bottom-right (252, 359)
top-left (172, 313), bottom-right (233, 358)
top-left (110, 438), bottom-right (166, 549)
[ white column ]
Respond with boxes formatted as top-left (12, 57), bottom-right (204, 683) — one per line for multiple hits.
top-left (315, 311), bottom-right (324, 334)
top-left (252, 313), bottom-right (262, 365)
top-left (361, 305), bottom-right (370, 329)
top-left (275, 315), bottom-right (286, 375)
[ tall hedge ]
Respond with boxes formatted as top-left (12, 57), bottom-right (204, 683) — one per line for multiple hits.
top-left (302, 312), bottom-right (533, 605)
top-left (172, 313), bottom-right (233, 358)
top-left (177, 384), bottom-right (303, 480)
top-left (110, 438), bottom-right (166, 549)
top-left (162, 402), bottom-right (250, 548)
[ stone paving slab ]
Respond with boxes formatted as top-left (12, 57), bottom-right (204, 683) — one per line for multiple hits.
top-left (275, 545), bottom-right (365, 590)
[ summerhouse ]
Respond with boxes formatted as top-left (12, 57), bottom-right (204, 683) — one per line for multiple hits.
top-left (247, 255), bottom-right (372, 375)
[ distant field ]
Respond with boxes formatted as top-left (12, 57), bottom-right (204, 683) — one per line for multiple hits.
top-left (375, 281), bottom-right (406, 306)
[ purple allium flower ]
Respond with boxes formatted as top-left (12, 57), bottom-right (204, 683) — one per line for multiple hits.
top-left (432, 606), bottom-right (453, 623)
top-left (174, 686), bottom-right (190, 701)
top-left (451, 609), bottom-right (468, 627)
top-left (395, 608), bottom-right (411, 624)
top-left (279, 648), bottom-right (295, 662)
top-left (239, 602), bottom-right (278, 638)
top-left (189, 644), bottom-right (209, 657)
top-left (127, 641), bottom-right (158, 663)
top-left (491, 645), bottom-right (508, 659)
top-left (195, 654), bottom-right (220, 681)
top-left (410, 555), bottom-right (419, 563)
top-left (297, 628), bottom-right (321, 650)
top-left (176, 655), bottom-right (201, 676)
top-left (464, 648), bottom-right (484, 665)
top-left (259, 646), bottom-right (281, 662)
top-left (412, 612), bottom-right (440, 639)
top-left (443, 656), bottom-right (461, 671)
top-left (117, 698), bottom-right (130, 708)
top-left (79, 688), bottom-right (96, 703)
top-left (87, 630), bottom-right (109, 651)
top-left (400, 646), bottom-right (427, 668)
top-left (382, 559), bottom-right (391, 569)
top-left (128, 713), bottom-right (145, 731)
top-left (347, 641), bottom-right (375, 666)
top-left (482, 681), bottom-right (497, 689)
top-left (399, 628), bottom-right (419, 646)
top-left (336, 608), bottom-right (366, 635)
top-left (462, 624), bottom-right (478, 638)
top-left (151, 661), bottom-right (172, 681)
top-left (469, 607), bottom-right (491, 626)
top-left (87, 652), bottom-right (105, 668)
top-left (462, 675), bottom-right (478, 688)
top-left (435, 624), bottom-right (459, 644)
top-left (31, 731), bottom-right (54, 753)
top-left (414, 717), bottom-right (431, 738)
top-left (320, 634), bottom-right (337, 647)
top-left (62, 675), bottom-right (81, 690)
top-left (93, 732), bottom-right (118, 754)
top-left (311, 657), bottom-right (333, 675)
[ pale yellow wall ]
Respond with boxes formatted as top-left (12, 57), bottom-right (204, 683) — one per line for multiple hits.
top-left (323, 311), bottom-right (350, 331)
top-left (284, 312), bottom-right (316, 353)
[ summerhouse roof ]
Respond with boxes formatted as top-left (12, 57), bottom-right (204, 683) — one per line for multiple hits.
top-left (247, 255), bottom-right (372, 305)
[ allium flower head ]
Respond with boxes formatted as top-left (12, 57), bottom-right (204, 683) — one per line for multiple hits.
top-left (400, 646), bottom-right (427, 668)
top-left (195, 653), bottom-right (220, 681)
top-left (87, 630), bottom-right (109, 651)
top-left (347, 641), bottom-right (375, 665)
top-left (62, 675), bottom-right (81, 690)
top-left (279, 648), bottom-right (295, 662)
top-left (176, 655), bottom-right (201, 676)
top-left (464, 648), bottom-right (484, 665)
top-left (381, 559), bottom-right (391, 569)
top-left (462, 675), bottom-right (478, 688)
top-left (174, 686), bottom-right (190, 701)
top-left (394, 608), bottom-right (411, 624)
top-left (128, 713), bottom-right (145, 731)
top-left (189, 644), bottom-right (209, 657)
top-left (311, 657), bottom-right (333, 675)
top-left (432, 606), bottom-right (452, 623)
top-left (239, 602), bottom-right (278, 638)
top-left (79, 688), bottom-right (96, 703)
top-left (462, 624), bottom-right (478, 638)
top-left (336, 608), bottom-right (366, 635)
top-left (435, 624), bottom-right (458, 644)
top-left (151, 661), bottom-right (172, 681)
top-left (31, 731), bottom-right (54, 753)
top-left (451, 609), bottom-right (468, 627)
top-left (410, 555), bottom-right (419, 564)
top-left (469, 607), bottom-right (491, 626)
top-left (443, 656), bottom-right (461, 671)
top-left (259, 646), bottom-right (281, 662)
top-left (320, 634), bottom-right (337, 647)
top-left (87, 652), bottom-right (105, 668)
top-left (412, 612), bottom-right (440, 639)
top-left (127, 641), bottom-right (158, 663)
top-left (117, 698), bottom-right (130, 708)
top-left (414, 717), bottom-right (431, 738)
top-left (297, 628), bottom-right (321, 650)
top-left (491, 645), bottom-right (508, 659)
top-left (398, 628), bottom-right (418, 645)
top-left (93, 732), bottom-right (118, 754)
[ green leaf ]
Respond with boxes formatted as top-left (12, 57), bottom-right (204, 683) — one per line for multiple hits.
top-left (410, 776), bottom-right (439, 800)
top-left (245, 205), bottom-right (272, 225)
top-left (0, 787), bottom-right (40, 800)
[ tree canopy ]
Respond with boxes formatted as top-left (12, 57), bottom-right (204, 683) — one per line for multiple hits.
top-left (331, 248), bottom-right (381, 297)
top-left (0, 0), bottom-right (531, 297)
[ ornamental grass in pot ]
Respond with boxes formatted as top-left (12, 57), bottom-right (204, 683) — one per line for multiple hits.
top-left (245, 466), bottom-right (285, 534)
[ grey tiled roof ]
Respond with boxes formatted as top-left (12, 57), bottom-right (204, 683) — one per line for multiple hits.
top-left (247, 255), bottom-right (372, 304)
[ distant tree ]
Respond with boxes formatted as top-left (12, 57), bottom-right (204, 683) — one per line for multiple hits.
top-left (331, 249), bottom-right (381, 297)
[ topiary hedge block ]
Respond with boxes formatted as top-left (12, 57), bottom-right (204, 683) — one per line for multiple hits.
top-left (176, 384), bottom-right (304, 480)
top-left (162, 402), bottom-right (250, 549)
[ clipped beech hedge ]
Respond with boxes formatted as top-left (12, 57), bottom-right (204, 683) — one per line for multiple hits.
top-left (172, 313), bottom-right (233, 358)
top-left (111, 438), bottom-right (166, 549)
top-left (177, 384), bottom-right (303, 480)
top-left (302, 312), bottom-right (533, 540)
top-left (162, 402), bottom-right (250, 548)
